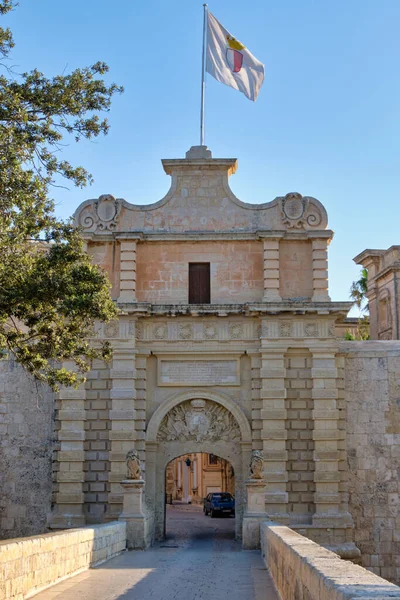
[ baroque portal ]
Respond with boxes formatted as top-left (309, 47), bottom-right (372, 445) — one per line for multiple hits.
top-left (149, 396), bottom-right (247, 541)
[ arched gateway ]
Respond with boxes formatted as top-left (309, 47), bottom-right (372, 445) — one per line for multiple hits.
top-left (145, 390), bottom-right (252, 540)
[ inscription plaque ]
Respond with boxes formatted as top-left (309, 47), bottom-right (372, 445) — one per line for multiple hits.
top-left (158, 359), bottom-right (239, 386)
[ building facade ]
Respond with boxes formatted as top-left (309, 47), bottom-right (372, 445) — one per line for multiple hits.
top-left (2, 146), bottom-right (400, 580)
top-left (354, 246), bottom-right (400, 340)
top-left (165, 453), bottom-right (235, 504)
top-left (46, 144), bottom-right (356, 548)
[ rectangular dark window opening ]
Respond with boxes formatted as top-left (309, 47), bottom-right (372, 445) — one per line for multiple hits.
top-left (188, 263), bottom-right (210, 304)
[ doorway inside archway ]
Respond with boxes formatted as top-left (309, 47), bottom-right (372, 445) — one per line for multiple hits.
top-left (164, 453), bottom-right (236, 542)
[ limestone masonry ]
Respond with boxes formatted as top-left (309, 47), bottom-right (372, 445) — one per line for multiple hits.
top-left (1, 145), bottom-right (400, 584)
top-left (354, 246), bottom-right (400, 340)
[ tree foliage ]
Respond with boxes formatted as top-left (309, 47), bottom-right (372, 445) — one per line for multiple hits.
top-left (347, 268), bottom-right (370, 341)
top-left (0, 1), bottom-right (123, 389)
top-left (350, 267), bottom-right (368, 312)
top-left (344, 316), bottom-right (370, 341)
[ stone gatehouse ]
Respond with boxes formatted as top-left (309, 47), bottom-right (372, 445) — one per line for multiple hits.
top-left (51, 144), bottom-right (355, 545)
top-left (1, 146), bottom-right (400, 583)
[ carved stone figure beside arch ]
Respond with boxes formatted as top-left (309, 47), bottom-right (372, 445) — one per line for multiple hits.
top-left (249, 450), bottom-right (264, 479)
top-left (126, 449), bottom-right (142, 480)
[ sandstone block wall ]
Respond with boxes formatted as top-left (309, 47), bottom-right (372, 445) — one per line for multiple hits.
top-left (342, 341), bottom-right (400, 584)
top-left (279, 239), bottom-right (313, 300)
top-left (261, 521), bottom-right (400, 600)
top-left (0, 359), bottom-right (54, 540)
top-left (285, 350), bottom-right (315, 522)
top-left (0, 521), bottom-right (126, 600)
top-left (135, 240), bottom-right (264, 304)
top-left (83, 359), bottom-right (112, 523)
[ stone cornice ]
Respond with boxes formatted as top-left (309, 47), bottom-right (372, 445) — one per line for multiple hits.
top-left (248, 301), bottom-right (351, 315)
top-left (339, 340), bottom-right (400, 356)
top-left (82, 230), bottom-right (334, 243)
top-left (116, 301), bottom-right (352, 318)
top-left (374, 264), bottom-right (400, 282)
top-left (354, 246), bottom-right (400, 265)
top-left (162, 157), bottom-right (238, 176)
top-left (353, 249), bottom-right (385, 265)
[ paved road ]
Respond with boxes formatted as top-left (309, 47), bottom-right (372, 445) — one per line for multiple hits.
top-left (34, 505), bottom-right (278, 600)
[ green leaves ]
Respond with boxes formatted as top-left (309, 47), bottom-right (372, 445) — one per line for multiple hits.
top-left (0, 2), bottom-right (122, 389)
top-left (350, 267), bottom-right (368, 312)
top-left (344, 316), bottom-right (370, 341)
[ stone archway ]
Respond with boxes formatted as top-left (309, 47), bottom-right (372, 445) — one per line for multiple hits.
top-left (145, 390), bottom-right (252, 542)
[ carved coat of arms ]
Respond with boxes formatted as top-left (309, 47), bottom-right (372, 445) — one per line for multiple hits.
top-left (157, 399), bottom-right (240, 443)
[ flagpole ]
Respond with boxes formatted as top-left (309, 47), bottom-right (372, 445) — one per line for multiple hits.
top-left (200, 3), bottom-right (208, 146)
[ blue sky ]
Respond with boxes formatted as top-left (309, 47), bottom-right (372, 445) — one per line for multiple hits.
top-left (4, 1), bottom-right (400, 308)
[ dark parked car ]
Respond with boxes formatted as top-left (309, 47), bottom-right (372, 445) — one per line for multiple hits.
top-left (203, 492), bottom-right (235, 517)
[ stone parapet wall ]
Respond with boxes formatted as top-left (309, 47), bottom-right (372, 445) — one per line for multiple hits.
top-left (261, 521), bottom-right (400, 600)
top-left (0, 521), bottom-right (126, 600)
top-left (342, 341), bottom-right (400, 584)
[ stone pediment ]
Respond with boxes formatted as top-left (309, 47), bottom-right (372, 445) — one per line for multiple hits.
top-left (74, 146), bottom-right (328, 235)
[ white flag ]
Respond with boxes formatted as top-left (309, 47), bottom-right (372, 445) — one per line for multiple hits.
top-left (206, 12), bottom-right (264, 101)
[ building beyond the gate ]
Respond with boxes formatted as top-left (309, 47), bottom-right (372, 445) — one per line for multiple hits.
top-left (165, 453), bottom-right (234, 504)
top-left (1, 146), bottom-right (400, 583)
top-left (354, 246), bottom-right (400, 340)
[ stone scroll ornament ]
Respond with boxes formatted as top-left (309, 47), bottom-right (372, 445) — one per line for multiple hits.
top-left (157, 399), bottom-right (241, 443)
top-left (126, 449), bottom-right (142, 480)
top-left (79, 194), bottom-right (122, 232)
top-left (249, 450), bottom-right (264, 479)
top-left (279, 192), bottom-right (322, 229)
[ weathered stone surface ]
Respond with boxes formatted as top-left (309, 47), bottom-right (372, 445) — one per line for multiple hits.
top-left (261, 521), bottom-right (400, 600)
top-left (0, 521), bottom-right (126, 600)
top-left (0, 359), bottom-right (54, 540)
top-left (342, 341), bottom-right (400, 585)
top-left (354, 246), bottom-right (400, 340)
top-left (159, 358), bottom-right (239, 386)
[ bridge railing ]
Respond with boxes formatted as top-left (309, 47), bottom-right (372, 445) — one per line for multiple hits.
top-left (0, 521), bottom-right (126, 600)
top-left (261, 521), bottom-right (400, 600)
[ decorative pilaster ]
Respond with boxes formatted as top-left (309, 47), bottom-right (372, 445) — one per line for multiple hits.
top-left (311, 239), bottom-right (330, 302)
top-left (118, 240), bottom-right (137, 303)
top-left (311, 348), bottom-right (351, 527)
top-left (108, 326), bottom-right (137, 520)
top-left (262, 239), bottom-right (282, 302)
top-left (260, 338), bottom-right (289, 522)
top-left (242, 480), bottom-right (267, 549)
top-left (49, 362), bottom-right (86, 529)
top-left (119, 479), bottom-right (151, 549)
top-left (249, 351), bottom-right (262, 450)
top-left (134, 351), bottom-right (149, 475)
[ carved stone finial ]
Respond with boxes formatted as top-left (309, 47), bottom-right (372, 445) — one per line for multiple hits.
top-left (250, 450), bottom-right (264, 479)
top-left (126, 449), bottom-right (141, 480)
